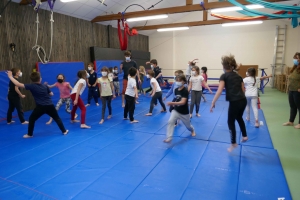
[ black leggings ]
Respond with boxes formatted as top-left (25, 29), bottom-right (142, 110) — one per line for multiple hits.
top-left (149, 92), bottom-right (166, 113)
top-left (28, 105), bottom-right (66, 136)
top-left (101, 96), bottom-right (112, 119)
top-left (87, 86), bottom-right (98, 104)
top-left (124, 95), bottom-right (135, 121)
top-left (288, 91), bottom-right (300, 124)
top-left (7, 95), bottom-right (26, 123)
top-left (228, 98), bottom-right (247, 144)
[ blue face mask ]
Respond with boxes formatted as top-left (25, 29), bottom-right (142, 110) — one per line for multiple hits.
top-left (293, 59), bottom-right (299, 66)
top-left (175, 82), bottom-right (183, 87)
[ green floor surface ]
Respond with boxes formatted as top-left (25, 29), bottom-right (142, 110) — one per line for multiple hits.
top-left (260, 87), bottom-right (300, 200)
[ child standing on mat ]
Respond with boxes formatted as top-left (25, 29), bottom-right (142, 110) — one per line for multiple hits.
top-left (188, 66), bottom-right (212, 118)
top-left (164, 75), bottom-right (196, 143)
top-left (86, 63), bottom-right (99, 107)
top-left (124, 67), bottom-right (139, 123)
top-left (243, 68), bottom-right (272, 128)
top-left (139, 66), bottom-right (146, 95)
top-left (145, 59), bottom-right (163, 95)
top-left (45, 74), bottom-right (78, 124)
top-left (6, 71), bottom-right (68, 138)
top-left (71, 70), bottom-right (91, 129)
top-left (201, 66), bottom-right (208, 102)
top-left (186, 59), bottom-right (198, 84)
top-left (113, 66), bottom-right (120, 96)
top-left (120, 51), bottom-right (140, 108)
top-left (145, 70), bottom-right (167, 116)
top-left (210, 55), bottom-right (248, 152)
top-left (6, 68), bottom-right (28, 125)
top-left (98, 67), bottom-right (116, 124)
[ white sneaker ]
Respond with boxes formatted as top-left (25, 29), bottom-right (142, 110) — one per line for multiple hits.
top-left (85, 104), bottom-right (90, 107)
top-left (23, 134), bottom-right (33, 138)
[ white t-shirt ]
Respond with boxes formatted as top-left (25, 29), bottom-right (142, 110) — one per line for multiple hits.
top-left (125, 77), bottom-right (137, 97)
top-left (150, 78), bottom-right (162, 92)
top-left (190, 75), bottom-right (204, 91)
top-left (71, 79), bottom-right (86, 95)
top-left (243, 76), bottom-right (260, 97)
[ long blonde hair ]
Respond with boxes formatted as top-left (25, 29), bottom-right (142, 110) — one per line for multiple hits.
top-left (139, 66), bottom-right (146, 74)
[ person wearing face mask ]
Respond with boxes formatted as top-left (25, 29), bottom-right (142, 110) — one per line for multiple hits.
top-left (243, 68), bottom-right (272, 127)
top-left (210, 54), bottom-right (247, 152)
top-left (283, 52), bottom-right (300, 129)
top-left (113, 66), bottom-right (120, 96)
top-left (186, 59), bottom-right (198, 84)
top-left (7, 71), bottom-right (69, 138)
top-left (145, 70), bottom-right (167, 116)
top-left (6, 68), bottom-right (28, 125)
top-left (44, 74), bottom-right (77, 125)
top-left (120, 51), bottom-right (140, 107)
top-left (164, 75), bottom-right (196, 143)
top-left (86, 63), bottom-right (99, 107)
top-left (145, 59), bottom-right (163, 95)
top-left (188, 66), bottom-right (212, 118)
top-left (70, 70), bottom-right (91, 129)
top-left (97, 67), bottom-right (116, 124)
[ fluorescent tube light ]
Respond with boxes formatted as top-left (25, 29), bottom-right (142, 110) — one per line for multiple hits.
top-left (211, 5), bottom-right (264, 13)
top-left (222, 21), bottom-right (263, 27)
top-left (157, 27), bottom-right (189, 32)
top-left (61, 0), bottom-right (77, 2)
top-left (127, 14), bottom-right (168, 22)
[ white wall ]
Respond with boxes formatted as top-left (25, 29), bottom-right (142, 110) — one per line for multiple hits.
top-left (149, 15), bottom-right (300, 83)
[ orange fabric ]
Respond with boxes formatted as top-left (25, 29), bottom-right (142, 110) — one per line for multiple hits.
top-left (211, 11), bottom-right (285, 21)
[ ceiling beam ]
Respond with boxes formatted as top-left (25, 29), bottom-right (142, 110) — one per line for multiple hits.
top-left (133, 18), bottom-right (275, 30)
top-left (186, 0), bottom-right (193, 5)
top-left (91, 0), bottom-right (284, 22)
top-left (19, 0), bottom-right (47, 5)
top-left (203, 0), bottom-right (208, 21)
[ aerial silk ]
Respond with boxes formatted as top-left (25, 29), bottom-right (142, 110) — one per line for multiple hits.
top-left (117, 16), bottom-right (138, 51)
top-left (211, 10), bottom-right (286, 21)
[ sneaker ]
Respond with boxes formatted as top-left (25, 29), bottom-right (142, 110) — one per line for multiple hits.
top-left (96, 103), bottom-right (99, 106)
top-left (63, 130), bottom-right (69, 135)
top-left (23, 134), bottom-right (33, 138)
top-left (85, 104), bottom-right (90, 107)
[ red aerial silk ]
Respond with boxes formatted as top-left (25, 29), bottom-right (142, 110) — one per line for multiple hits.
top-left (118, 16), bottom-right (138, 51)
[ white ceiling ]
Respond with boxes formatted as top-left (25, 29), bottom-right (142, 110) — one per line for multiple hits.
top-left (10, 0), bottom-right (299, 35)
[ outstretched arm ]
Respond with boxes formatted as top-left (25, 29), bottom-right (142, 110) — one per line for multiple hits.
top-left (260, 74), bottom-right (272, 80)
top-left (6, 71), bottom-right (25, 88)
top-left (210, 80), bottom-right (225, 112)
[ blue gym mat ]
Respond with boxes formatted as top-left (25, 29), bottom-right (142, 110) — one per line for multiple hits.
top-left (0, 91), bottom-right (291, 199)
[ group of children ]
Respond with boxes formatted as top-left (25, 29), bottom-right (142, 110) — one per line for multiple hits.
top-left (6, 53), bottom-right (267, 151)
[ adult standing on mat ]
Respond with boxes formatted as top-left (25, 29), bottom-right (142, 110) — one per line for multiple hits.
top-left (86, 63), bottom-right (99, 107)
top-left (120, 51), bottom-right (140, 107)
top-left (6, 68), bottom-right (28, 125)
top-left (283, 52), bottom-right (300, 129)
top-left (210, 54), bottom-right (248, 152)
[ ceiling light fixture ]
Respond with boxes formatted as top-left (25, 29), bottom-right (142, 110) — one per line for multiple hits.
top-left (157, 27), bottom-right (189, 32)
top-left (61, 0), bottom-right (78, 3)
top-left (222, 20), bottom-right (263, 27)
top-left (127, 14), bottom-right (168, 22)
top-left (211, 4), bottom-right (264, 13)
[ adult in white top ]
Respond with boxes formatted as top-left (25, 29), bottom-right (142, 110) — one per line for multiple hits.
top-left (70, 70), bottom-right (90, 129)
top-left (188, 66), bottom-right (212, 118)
top-left (145, 70), bottom-right (166, 116)
top-left (243, 68), bottom-right (272, 127)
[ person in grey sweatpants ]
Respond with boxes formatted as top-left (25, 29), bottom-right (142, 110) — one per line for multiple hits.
top-left (164, 75), bottom-right (196, 143)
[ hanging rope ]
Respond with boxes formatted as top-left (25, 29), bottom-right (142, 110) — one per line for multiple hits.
top-left (32, 0), bottom-right (55, 64)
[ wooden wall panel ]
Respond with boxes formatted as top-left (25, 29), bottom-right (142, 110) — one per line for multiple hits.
top-left (0, 1), bottom-right (149, 111)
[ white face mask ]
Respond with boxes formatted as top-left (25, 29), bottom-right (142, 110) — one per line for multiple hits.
top-left (18, 72), bottom-right (22, 77)
top-left (114, 70), bottom-right (118, 73)
top-left (246, 72), bottom-right (249, 77)
top-left (86, 73), bottom-right (90, 78)
top-left (146, 74), bottom-right (150, 79)
top-left (174, 76), bottom-right (176, 80)
top-left (175, 81), bottom-right (183, 87)
top-left (201, 70), bottom-right (203, 74)
top-left (191, 71), bottom-right (196, 76)
top-left (102, 72), bottom-right (107, 76)
top-left (125, 57), bottom-right (131, 61)
top-left (88, 67), bottom-right (92, 71)
top-left (151, 65), bottom-right (154, 69)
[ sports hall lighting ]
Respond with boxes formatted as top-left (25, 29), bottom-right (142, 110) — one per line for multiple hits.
top-left (222, 20), bottom-right (263, 27)
top-left (211, 5), bottom-right (264, 13)
top-left (157, 27), bottom-right (189, 32)
top-left (127, 14), bottom-right (168, 22)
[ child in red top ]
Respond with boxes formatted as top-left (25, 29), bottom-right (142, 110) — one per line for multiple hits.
top-left (201, 67), bottom-right (208, 102)
top-left (45, 74), bottom-right (76, 124)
